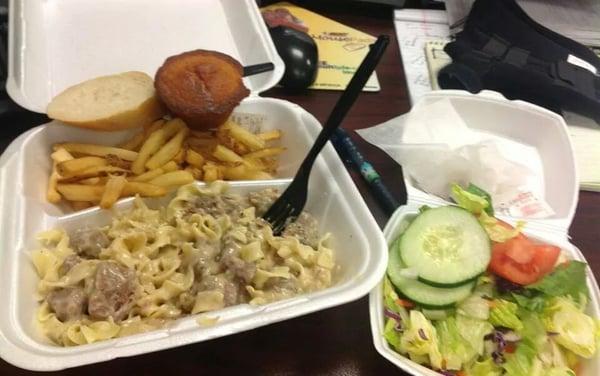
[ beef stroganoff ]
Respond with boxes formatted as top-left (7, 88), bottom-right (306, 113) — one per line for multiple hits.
top-left (32, 182), bottom-right (336, 346)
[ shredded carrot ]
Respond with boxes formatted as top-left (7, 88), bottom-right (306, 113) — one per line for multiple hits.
top-left (396, 298), bottom-right (415, 308)
top-left (505, 343), bottom-right (516, 353)
top-left (456, 371), bottom-right (466, 376)
top-left (487, 300), bottom-right (497, 308)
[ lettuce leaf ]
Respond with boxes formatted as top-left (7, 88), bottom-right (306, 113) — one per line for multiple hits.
top-left (383, 276), bottom-right (408, 321)
top-left (456, 314), bottom-right (494, 355)
top-left (399, 310), bottom-right (443, 369)
top-left (512, 292), bottom-right (547, 313)
top-left (457, 294), bottom-right (490, 320)
top-left (519, 310), bottom-right (548, 347)
top-left (502, 339), bottom-right (541, 376)
top-left (478, 211), bottom-right (525, 243)
top-left (451, 183), bottom-right (492, 215)
top-left (465, 357), bottom-right (503, 376)
top-left (435, 317), bottom-right (475, 370)
top-left (383, 317), bottom-right (402, 351)
top-left (527, 261), bottom-right (589, 303)
top-left (489, 299), bottom-right (523, 331)
top-left (542, 296), bottom-right (598, 358)
top-left (546, 368), bottom-right (576, 376)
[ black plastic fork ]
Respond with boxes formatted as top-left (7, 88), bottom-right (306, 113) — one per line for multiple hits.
top-left (263, 35), bottom-right (390, 234)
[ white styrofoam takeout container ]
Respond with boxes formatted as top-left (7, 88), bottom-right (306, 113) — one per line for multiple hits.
top-left (368, 90), bottom-right (600, 376)
top-left (0, 0), bottom-right (388, 370)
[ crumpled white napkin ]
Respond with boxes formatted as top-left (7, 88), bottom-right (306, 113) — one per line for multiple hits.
top-left (357, 98), bottom-right (553, 218)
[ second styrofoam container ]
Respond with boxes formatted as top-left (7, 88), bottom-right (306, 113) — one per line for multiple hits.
top-left (368, 90), bottom-right (600, 376)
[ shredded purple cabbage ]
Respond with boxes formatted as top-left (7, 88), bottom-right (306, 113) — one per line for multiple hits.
top-left (438, 371), bottom-right (455, 376)
top-left (492, 350), bottom-right (506, 364)
top-left (487, 330), bottom-right (507, 364)
top-left (418, 328), bottom-right (428, 341)
top-left (384, 308), bottom-right (402, 322)
top-left (495, 276), bottom-right (524, 294)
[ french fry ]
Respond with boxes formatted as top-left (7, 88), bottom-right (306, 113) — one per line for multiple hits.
top-left (57, 156), bottom-right (108, 176)
top-left (187, 137), bottom-right (219, 154)
top-left (118, 131), bottom-right (145, 151)
top-left (144, 119), bottom-right (166, 134)
top-left (48, 148), bottom-right (74, 203)
top-left (172, 146), bottom-right (187, 164)
top-left (242, 157), bottom-right (265, 170)
top-left (161, 161), bottom-right (179, 172)
top-left (130, 167), bottom-right (165, 182)
top-left (51, 148), bottom-right (74, 163)
top-left (100, 175), bottom-right (127, 209)
top-left (203, 163), bottom-right (219, 182)
top-left (47, 165), bottom-right (63, 203)
top-left (56, 184), bottom-right (105, 202)
top-left (55, 143), bottom-right (138, 161)
top-left (132, 118), bottom-right (186, 174)
top-left (212, 144), bottom-right (243, 164)
top-left (184, 166), bottom-right (203, 180)
top-left (243, 147), bottom-right (286, 159)
top-left (257, 129), bottom-right (282, 141)
top-left (58, 165), bottom-right (128, 181)
top-left (145, 127), bottom-right (189, 170)
top-left (122, 182), bottom-right (168, 197)
top-left (185, 149), bottom-right (205, 168)
top-left (105, 154), bottom-right (131, 169)
top-left (79, 177), bottom-right (103, 185)
top-left (148, 170), bottom-right (194, 187)
top-left (70, 201), bottom-right (93, 211)
top-left (227, 121), bottom-right (265, 151)
top-left (222, 164), bottom-right (253, 180)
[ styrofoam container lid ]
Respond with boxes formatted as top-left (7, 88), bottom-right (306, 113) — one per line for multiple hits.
top-left (6, 0), bottom-right (285, 113)
top-left (0, 1), bottom-right (388, 370)
top-left (403, 90), bottom-right (578, 234)
top-left (369, 91), bottom-right (600, 375)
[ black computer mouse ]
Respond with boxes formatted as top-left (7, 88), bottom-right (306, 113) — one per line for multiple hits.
top-left (269, 26), bottom-right (318, 89)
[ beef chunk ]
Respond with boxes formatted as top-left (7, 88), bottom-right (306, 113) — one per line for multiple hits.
top-left (248, 188), bottom-right (279, 216)
top-left (191, 194), bottom-right (249, 219)
top-left (282, 212), bottom-right (320, 248)
top-left (88, 262), bottom-right (135, 321)
top-left (59, 254), bottom-right (82, 275)
top-left (196, 274), bottom-right (241, 307)
top-left (69, 228), bottom-right (110, 259)
top-left (47, 287), bottom-right (87, 322)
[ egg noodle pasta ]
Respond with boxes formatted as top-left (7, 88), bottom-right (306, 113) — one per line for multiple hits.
top-left (32, 182), bottom-right (335, 346)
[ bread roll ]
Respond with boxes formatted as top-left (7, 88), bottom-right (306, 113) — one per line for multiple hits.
top-left (47, 71), bottom-right (166, 131)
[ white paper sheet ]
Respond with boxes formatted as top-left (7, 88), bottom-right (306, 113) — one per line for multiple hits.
top-left (393, 10), bottom-right (450, 104)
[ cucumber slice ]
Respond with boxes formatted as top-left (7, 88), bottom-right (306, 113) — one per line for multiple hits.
top-left (399, 206), bottom-right (490, 287)
top-left (387, 239), bottom-right (475, 308)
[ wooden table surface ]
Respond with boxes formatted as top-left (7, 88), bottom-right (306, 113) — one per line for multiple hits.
top-left (1, 2), bottom-right (599, 375)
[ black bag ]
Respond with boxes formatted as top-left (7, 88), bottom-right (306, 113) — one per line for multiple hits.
top-left (439, 0), bottom-right (600, 122)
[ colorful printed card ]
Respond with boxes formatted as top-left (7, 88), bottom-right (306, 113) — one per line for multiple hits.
top-left (262, 2), bottom-right (380, 91)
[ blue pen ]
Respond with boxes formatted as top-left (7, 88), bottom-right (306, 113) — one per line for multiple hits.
top-left (331, 128), bottom-right (400, 215)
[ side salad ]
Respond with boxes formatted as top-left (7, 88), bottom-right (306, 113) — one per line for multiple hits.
top-left (383, 184), bottom-right (600, 376)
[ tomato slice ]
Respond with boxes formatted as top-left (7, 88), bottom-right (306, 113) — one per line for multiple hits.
top-left (502, 236), bottom-right (535, 264)
top-left (490, 245), bottom-right (541, 285)
top-left (532, 244), bottom-right (561, 275)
